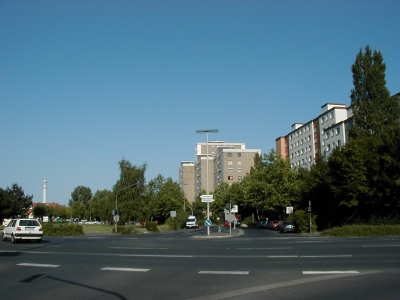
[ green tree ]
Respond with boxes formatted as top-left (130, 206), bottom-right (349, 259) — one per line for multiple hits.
top-left (69, 186), bottom-right (92, 207)
top-left (53, 205), bottom-right (69, 219)
top-left (91, 189), bottom-right (113, 222)
top-left (242, 150), bottom-right (301, 219)
top-left (113, 159), bottom-right (147, 224)
top-left (0, 184), bottom-right (33, 219)
top-left (330, 45), bottom-right (400, 221)
top-left (32, 203), bottom-right (47, 219)
top-left (147, 175), bottom-right (184, 223)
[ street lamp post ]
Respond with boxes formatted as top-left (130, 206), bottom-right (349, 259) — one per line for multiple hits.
top-left (115, 182), bottom-right (140, 234)
top-left (196, 129), bottom-right (218, 236)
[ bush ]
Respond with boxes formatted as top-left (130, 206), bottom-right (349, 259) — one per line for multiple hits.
top-left (165, 218), bottom-right (180, 230)
top-left (113, 225), bottom-right (139, 234)
top-left (243, 216), bottom-right (258, 227)
top-left (290, 210), bottom-right (318, 233)
top-left (145, 222), bottom-right (159, 232)
top-left (43, 223), bottom-right (84, 236)
top-left (321, 224), bottom-right (400, 237)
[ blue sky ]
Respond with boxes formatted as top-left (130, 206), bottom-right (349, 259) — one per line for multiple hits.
top-left (1, 0), bottom-right (399, 206)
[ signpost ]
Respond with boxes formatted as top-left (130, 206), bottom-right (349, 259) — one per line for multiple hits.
top-left (200, 195), bottom-right (214, 202)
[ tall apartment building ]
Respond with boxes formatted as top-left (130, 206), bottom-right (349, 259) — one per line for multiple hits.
top-left (179, 161), bottom-right (195, 205)
top-left (179, 141), bottom-right (260, 203)
top-left (214, 147), bottom-right (261, 188)
top-left (276, 103), bottom-right (353, 168)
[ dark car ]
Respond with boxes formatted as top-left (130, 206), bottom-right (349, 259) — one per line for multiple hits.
top-left (269, 220), bottom-right (284, 230)
top-left (279, 221), bottom-right (296, 233)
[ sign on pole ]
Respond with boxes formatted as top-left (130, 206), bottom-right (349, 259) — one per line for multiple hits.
top-left (286, 207), bottom-right (293, 214)
top-left (231, 205), bottom-right (238, 213)
top-left (200, 194), bottom-right (214, 202)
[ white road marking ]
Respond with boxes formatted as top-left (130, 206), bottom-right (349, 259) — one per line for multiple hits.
top-left (237, 247), bottom-right (292, 250)
top-left (297, 241), bottom-right (324, 243)
top-left (101, 267), bottom-right (150, 272)
top-left (110, 247), bottom-right (168, 250)
top-left (17, 263), bottom-right (60, 268)
top-left (362, 245), bottom-right (400, 248)
top-left (199, 271), bottom-right (249, 275)
top-left (303, 271), bottom-right (359, 274)
top-left (300, 255), bottom-right (352, 258)
top-left (266, 255), bottom-right (298, 258)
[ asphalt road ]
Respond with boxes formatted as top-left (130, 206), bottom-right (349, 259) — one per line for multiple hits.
top-left (1, 226), bottom-right (399, 299)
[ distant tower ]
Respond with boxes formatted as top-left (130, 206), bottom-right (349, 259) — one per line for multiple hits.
top-left (43, 180), bottom-right (47, 203)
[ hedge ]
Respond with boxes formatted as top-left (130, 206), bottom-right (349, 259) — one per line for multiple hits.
top-left (321, 224), bottom-right (400, 237)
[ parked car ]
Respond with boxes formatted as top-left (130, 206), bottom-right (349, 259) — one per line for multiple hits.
top-left (268, 220), bottom-right (284, 230)
top-left (2, 219), bottom-right (43, 243)
top-left (232, 219), bottom-right (241, 227)
top-left (279, 221), bottom-right (296, 233)
top-left (223, 221), bottom-right (231, 227)
top-left (258, 221), bottom-right (267, 228)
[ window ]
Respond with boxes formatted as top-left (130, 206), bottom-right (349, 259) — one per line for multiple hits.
top-left (228, 160), bottom-right (233, 165)
top-left (228, 153), bottom-right (232, 157)
top-left (237, 153), bottom-right (241, 157)
top-left (238, 168), bottom-right (242, 173)
top-left (228, 176), bottom-right (233, 180)
top-left (336, 127), bottom-right (340, 134)
top-left (228, 168), bottom-right (233, 172)
top-left (337, 140), bottom-right (341, 147)
top-left (238, 176), bottom-right (242, 180)
top-left (238, 161), bottom-right (242, 165)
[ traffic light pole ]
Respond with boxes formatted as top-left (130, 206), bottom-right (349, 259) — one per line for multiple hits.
top-left (309, 201), bottom-right (312, 234)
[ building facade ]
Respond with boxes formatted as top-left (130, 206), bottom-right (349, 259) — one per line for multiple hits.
top-left (276, 103), bottom-right (353, 168)
top-left (180, 141), bottom-right (260, 202)
top-left (179, 161), bottom-right (195, 205)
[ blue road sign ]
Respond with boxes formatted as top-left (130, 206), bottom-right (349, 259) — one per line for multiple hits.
top-left (205, 219), bottom-right (212, 227)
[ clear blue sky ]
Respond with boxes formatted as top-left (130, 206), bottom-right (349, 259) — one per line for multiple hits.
top-left (1, 0), bottom-right (399, 206)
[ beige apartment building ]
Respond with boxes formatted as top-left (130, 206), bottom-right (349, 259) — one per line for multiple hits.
top-left (179, 161), bottom-right (195, 207)
top-left (180, 141), bottom-right (261, 203)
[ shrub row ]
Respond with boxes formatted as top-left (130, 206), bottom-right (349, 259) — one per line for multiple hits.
top-left (111, 225), bottom-right (140, 234)
top-left (43, 223), bottom-right (84, 236)
top-left (321, 224), bottom-right (400, 237)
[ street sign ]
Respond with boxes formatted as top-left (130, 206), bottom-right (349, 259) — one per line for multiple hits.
top-left (200, 194), bottom-right (214, 202)
top-left (286, 207), bottom-right (293, 214)
top-left (205, 219), bottom-right (212, 227)
top-left (231, 205), bottom-right (238, 213)
top-left (113, 215), bottom-right (120, 223)
top-left (226, 213), bottom-right (235, 222)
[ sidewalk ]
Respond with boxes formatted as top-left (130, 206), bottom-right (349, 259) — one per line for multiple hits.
top-left (191, 226), bottom-right (244, 238)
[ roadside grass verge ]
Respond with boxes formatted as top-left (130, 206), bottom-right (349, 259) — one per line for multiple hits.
top-left (320, 224), bottom-right (400, 237)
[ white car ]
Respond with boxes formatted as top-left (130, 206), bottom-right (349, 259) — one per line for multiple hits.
top-left (2, 219), bottom-right (44, 244)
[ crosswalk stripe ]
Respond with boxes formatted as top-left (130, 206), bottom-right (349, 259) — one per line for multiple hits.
top-left (17, 263), bottom-right (60, 268)
top-left (101, 267), bottom-right (150, 272)
top-left (303, 271), bottom-right (359, 274)
top-left (199, 271), bottom-right (249, 275)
